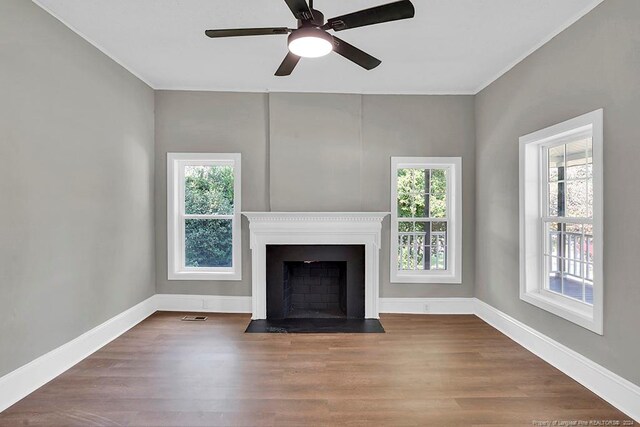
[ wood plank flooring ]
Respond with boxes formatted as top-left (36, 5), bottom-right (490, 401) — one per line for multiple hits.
top-left (0, 313), bottom-right (633, 426)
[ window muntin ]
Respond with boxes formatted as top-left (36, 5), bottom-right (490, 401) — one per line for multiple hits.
top-left (543, 137), bottom-right (594, 305)
top-left (391, 157), bottom-right (461, 284)
top-left (168, 153), bottom-right (241, 281)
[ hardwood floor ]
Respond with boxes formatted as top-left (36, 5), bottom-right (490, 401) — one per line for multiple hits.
top-left (0, 313), bottom-right (632, 426)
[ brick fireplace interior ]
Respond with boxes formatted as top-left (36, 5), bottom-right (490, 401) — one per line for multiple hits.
top-left (284, 261), bottom-right (346, 318)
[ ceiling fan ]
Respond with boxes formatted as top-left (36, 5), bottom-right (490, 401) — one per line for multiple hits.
top-left (204, 0), bottom-right (415, 76)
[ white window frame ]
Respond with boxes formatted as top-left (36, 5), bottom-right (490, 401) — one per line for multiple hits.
top-left (167, 153), bottom-right (242, 281)
top-left (519, 109), bottom-right (603, 334)
top-left (390, 157), bottom-right (462, 284)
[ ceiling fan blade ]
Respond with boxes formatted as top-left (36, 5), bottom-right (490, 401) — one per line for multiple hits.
top-left (205, 27), bottom-right (291, 38)
top-left (275, 52), bottom-right (301, 76)
top-left (332, 36), bottom-right (381, 70)
top-left (324, 0), bottom-right (415, 32)
top-left (283, 0), bottom-right (314, 21)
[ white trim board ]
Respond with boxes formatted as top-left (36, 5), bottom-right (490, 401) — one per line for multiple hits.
top-left (166, 153), bottom-right (243, 282)
top-left (379, 297), bottom-right (474, 314)
top-left (155, 294), bottom-right (252, 313)
top-left (474, 298), bottom-right (640, 422)
top-left (390, 157), bottom-right (463, 284)
top-left (518, 109), bottom-right (604, 334)
top-left (0, 295), bottom-right (157, 413)
top-left (153, 86), bottom-right (477, 96)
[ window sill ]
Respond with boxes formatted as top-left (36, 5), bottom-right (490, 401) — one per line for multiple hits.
top-left (168, 270), bottom-right (242, 281)
top-left (391, 271), bottom-right (461, 284)
top-left (520, 289), bottom-right (602, 335)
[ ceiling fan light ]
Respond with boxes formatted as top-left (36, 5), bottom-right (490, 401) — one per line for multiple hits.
top-left (288, 28), bottom-right (333, 58)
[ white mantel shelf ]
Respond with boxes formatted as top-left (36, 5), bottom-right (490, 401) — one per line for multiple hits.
top-left (242, 212), bottom-right (390, 222)
top-left (242, 212), bottom-right (389, 320)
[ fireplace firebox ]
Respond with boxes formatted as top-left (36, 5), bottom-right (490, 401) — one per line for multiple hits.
top-left (266, 245), bottom-right (365, 320)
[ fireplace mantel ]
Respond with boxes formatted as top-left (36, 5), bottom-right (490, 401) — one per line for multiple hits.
top-left (243, 212), bottom-right (389, 320)
top-left (243, 212), bottom-right (389, 223)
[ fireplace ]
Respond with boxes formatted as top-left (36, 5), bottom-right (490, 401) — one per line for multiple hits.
top-left (266, 245), bottom-right (365, 319)
top-left (243, 212), bottom-right (388, 320)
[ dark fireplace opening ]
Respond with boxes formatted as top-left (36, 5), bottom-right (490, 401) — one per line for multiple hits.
top-left (284, 261), bottom-right (347, 319)
top-left (266, 245), bottom-right (365, 320)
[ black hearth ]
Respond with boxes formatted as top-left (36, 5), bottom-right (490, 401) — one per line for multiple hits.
top-left (245, 318), bottom-right (385, 333)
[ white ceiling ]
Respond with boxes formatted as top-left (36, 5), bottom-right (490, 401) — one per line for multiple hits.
top-left (34, 0), bottom-right (603, 94)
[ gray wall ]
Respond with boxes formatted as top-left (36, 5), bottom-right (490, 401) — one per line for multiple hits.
top-left (0, 0), bottom-right (156, 377)
top-left (475, 0), bottom-right (640, 386)
top-left (362, 95), bottom-right (475, 297)
top-left (154, 91), bottom-right (270, 296)
top-left (156, 92), bottom-right (475, 298)
top-left (269, 93), bottom-right (363, 212)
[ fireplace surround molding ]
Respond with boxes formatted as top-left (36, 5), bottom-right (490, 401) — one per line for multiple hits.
top-left (243, 212), bottom-right (389, 320)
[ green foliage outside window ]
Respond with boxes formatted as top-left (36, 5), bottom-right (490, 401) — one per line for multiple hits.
top-left (185, 165), bottom-right (234, 215)
top-left (184, 166), bottom-right (234, 268)
top-left (397, 168), bottom-right (447, 218)
top-left (397, 168), bottom-right (448, 270)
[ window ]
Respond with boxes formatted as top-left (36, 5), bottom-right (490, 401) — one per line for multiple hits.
top-left (390, 157), bottom-right (462, 283)
top-left (167, 153), bottom-right (241, 281)
top-left (519, 110), bottom-right (603, 334)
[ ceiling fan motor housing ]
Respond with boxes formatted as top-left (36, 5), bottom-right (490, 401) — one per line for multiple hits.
top-left (298, 9), bottom-right (324, 28)
top-left (289, 26), bottom-right (332, 44)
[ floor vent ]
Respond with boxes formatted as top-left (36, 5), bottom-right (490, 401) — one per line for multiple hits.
top-left (181, 315), bottom-right (208, 321)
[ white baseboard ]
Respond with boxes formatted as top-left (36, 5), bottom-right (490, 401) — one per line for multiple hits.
top-left (379, 297), bottom-right (475, 314)
top-left (0, 295), bottom-right (157, 413)
top-left (474, 298), bottom-right (640, 422)
top-left (154, 293), bottom-right (252, 313)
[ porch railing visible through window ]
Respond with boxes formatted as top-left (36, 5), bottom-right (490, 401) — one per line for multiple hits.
top-left (543, 136), bottom-right (594, 305)
top-left (546, 227), bottom-right (594, 304)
